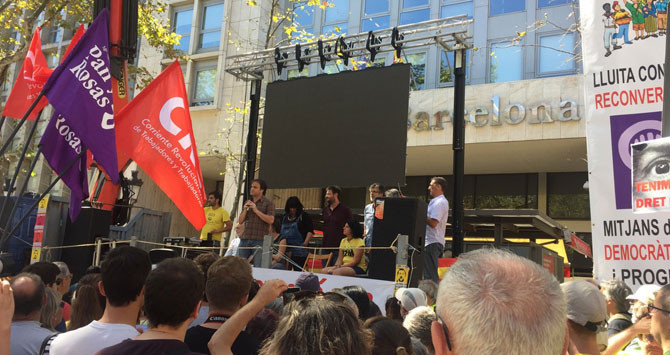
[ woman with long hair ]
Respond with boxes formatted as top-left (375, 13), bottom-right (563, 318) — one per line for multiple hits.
top-left (280, 196), bottom-right (314, 268)
top-left (68, 273), bottom-right (105, 331)
top-left (322, 219), bottom-right (367, 276)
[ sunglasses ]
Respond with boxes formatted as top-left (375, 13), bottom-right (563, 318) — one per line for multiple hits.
top-left (648, 303), bottom-right (670, 316)
top-left (437, 315), bottom-right (453, 351)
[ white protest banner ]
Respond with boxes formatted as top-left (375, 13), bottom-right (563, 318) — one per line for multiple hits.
top-left (252, 267), bottom-right (396, 313)
top-left (581, 0), bottom-right (670, 288)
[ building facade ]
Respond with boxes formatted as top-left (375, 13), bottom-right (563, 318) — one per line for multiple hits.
top-left (0, 0), bottom-right (589, 257)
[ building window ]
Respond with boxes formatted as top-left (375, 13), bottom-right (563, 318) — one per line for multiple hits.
top-left (439, 50), bottom-right (469, 85)
top-left (44, 52), bottom-right (60, 68)
top-left (406, 52), bottom-right (426, 90)
top-left (474, 174), bottom-right (538, 209)
top-left (490, 41), bottom-right (522, 83)
top-left (490, 0), bottom-right (525, 16)
top-left (191, 62), bottom-right (217, 106)
top-left (547, 172), bottom-right (590, 219)
top-left (400, 8), bottom-right (430, 25)
top-left (440, 1), bottom-right (473, 19)
top-left (365, 0), bottom-right (389, 15)
top-left (41, 26), bottom-right (60, 44)
top-left (288, 68), bottom-right (309, 79)
top-left (172, 7), bottom-right (193, 52)
top-left (538, 33), bottom-right (575, 75)
top-left (198, 2), bottom-right (225, 50)
top-left (293, 2), bottom-right (314, 31)
top-left (538, 0), bottom-right (574, 7)
top-left (325, 0), bottom-right (349, 23)
top-left (362, 15), bottom-right (390, 32)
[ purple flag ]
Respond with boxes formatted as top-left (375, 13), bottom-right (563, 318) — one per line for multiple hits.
top-left (41, 9), bottom-right (118, 183)
top-left (39, 112), bottom-right (89, 221)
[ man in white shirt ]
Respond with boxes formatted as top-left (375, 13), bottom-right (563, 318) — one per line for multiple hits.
top-left (48, 246), bottom-right (152, 355)
top-left (423, 177), bottom-right (449, 283)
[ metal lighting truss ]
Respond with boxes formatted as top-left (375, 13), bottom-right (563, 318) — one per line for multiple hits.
top-left (225, 15), bottom-right (474, 81)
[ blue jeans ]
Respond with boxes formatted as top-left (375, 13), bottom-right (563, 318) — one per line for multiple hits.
top-left (238, 239), bottom-right (263, 267)
top-left (613, 24), bottom-right (631, 43)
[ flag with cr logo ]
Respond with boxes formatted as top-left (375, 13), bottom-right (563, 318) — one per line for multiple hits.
top-left (2, 27), bottom-right (52, 120)
top-left (114, 61), bottom-right (206, 229)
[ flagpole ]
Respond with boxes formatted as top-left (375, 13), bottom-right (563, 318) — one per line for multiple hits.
top-left (0, 92), bottom-right (45, 158)
top-left (0, 149), bottom-right (85, 252)
top-left (0, 145), bottom-right (43, 248)
top-left (0, 116), bottom-right (6, 135)
top-left (0, 110), bottom-right (44, 224)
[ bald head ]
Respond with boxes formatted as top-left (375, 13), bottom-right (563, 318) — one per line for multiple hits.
top-left (10, 273), bottom-right (45, 320)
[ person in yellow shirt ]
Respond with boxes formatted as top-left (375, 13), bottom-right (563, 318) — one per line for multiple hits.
top-left (200, 191), bottom-right (232, 244)
top-left (322, 219), bottom-right (367, 276)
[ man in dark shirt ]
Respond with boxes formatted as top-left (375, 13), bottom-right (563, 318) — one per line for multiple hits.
top-left (238, 179), bottom-right (275, 267)
top-left (321, 185), bottom-right (352, 266)
top-left (95, 258), bottom-right (205, 355)
top-left (185, 256), bottom-right (260, 355)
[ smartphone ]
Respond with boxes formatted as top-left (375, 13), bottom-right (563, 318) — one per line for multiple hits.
top-left (282, 287), bottom-right (302, 304)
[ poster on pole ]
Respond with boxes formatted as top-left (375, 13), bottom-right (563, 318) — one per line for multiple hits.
top-left (581, 0), bottom-right (669, 288)
top-left (30, 195), bottom-right (50, 264)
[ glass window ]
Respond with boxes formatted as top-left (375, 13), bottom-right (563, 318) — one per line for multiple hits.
top-left (325, 0), bottom-right (349, 22)
top-left (490, 0), bottom-right (525, 15)
top-left (322, 23), bottom-right (348, 36)
top-left (539, 33), bottom-right (575, 74)
top-left (406, 52), bottom-right (426, 90)
top-left (192, 64), bottom-right (216, 106)
top-left (288, 69), bottom-right (309, 78)
top-left (365, 0), bottom-right (389, 14)
top-left (199, 3), bottom-right (224, 50)
top-left (293, 3), bottom-right (314, 26)
top-left (362, 15), bottom-right (390, 31)
top-left (490, 41), bottom-right (522, 83)
top-left (538, 0), bottom-right (574, 7)
top-left (41, 26), bottom-right (60, 44)
top-left (440, 2), bottom-right (473, 19)
top-left (403, 0), bottom-right (429, 9)
top-left (399, 8), bottom-right (430, 25)
top-left (173, 8), bottom-right (193, 52)
top-left (45, 52), bottom-right (59, 68)
top-left (547, 172), bottom-right (590, 219)
top-left (440, 50), bottom-right (469, 85)
top-left (474, 174), bottom-right (538, 209)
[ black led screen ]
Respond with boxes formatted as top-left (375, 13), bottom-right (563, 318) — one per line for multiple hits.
top-left (259, 64), bottom-right (410, 188)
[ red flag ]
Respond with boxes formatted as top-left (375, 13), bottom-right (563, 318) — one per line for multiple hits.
top-left (2, 28), bottom-right (52, 120)
top-left (61, 24), bottom-right (85, 63)
top-left (115, 61), bottom-right (206, 229)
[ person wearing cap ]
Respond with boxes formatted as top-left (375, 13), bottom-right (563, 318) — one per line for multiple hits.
top-left (650, 284), bottom-right (670, 355)
top-left (601, 279), bottom-right (633, 337)
top-left (562, 280), bottom-right (608, 355)
top-left (294, 273), bottom-right (320, 293)
top-left (395, 288), bottom-right (427, 319)
top-left (603, 284), bottom-right (661, 355)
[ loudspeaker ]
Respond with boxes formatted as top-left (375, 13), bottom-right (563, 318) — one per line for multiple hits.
top-left (369, 197), bottom-right (427, 286)
top-left (61, 207), bottom-right (111, 282)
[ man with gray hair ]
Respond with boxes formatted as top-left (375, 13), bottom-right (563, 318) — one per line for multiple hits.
top-left (431, 248), bottom-right (568, 355)
top-left (10, 273), bottom-right (52, 355)
top-left (600, 279), bottom-right (633, 337)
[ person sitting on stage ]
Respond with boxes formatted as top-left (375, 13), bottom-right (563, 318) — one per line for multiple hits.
top-left (269, 216), bottom-right (288, 270)
top-left (322, 219), bottom-right (367, 276)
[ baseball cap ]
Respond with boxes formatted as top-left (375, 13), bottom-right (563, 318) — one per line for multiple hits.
top-left (626, 284), bottom-right (661, 303)
top-left (395, 288), bottom-right (427, 312)
top-left (295, 273), bottom-right (320, 292)
top-left (561, 280), bottom-right (607, 332)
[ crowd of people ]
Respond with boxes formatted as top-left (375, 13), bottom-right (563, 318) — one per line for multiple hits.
top-left (1, 245), bottom-right (670, 355)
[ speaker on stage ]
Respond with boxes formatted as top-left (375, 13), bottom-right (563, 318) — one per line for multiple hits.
top-left (369, 197), bottom-right (426, 287)
top-left (61, 207), bottom-right (111, 282)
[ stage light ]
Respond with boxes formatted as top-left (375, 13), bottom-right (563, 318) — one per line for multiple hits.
top-left (336, 37), bottom-right (351, 66)
top-left (366, 31), bottom-right (382, 62)
top-left (391, 27), bottom-right (404, 58)
top-left (274, 47), bottom-right (288, 75)
top-left (317, 39), bottom-right (332, 70)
